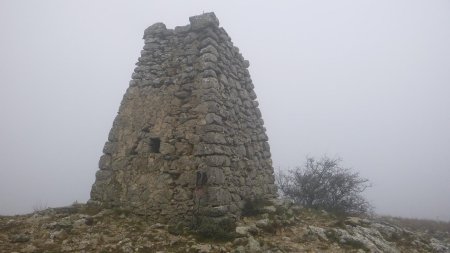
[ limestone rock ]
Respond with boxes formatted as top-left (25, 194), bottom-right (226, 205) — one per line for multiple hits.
top-left (9, 234), bottom-right (30, 243)
top-left (430, 238), bottom-right (449, 253)
top-left (235, 226), bottom-right (251, 236)
top-left (308, 225), bottom-right (328, 241)
top-left (191, 243), bottom-right (212, 253)
top-left (246, 236), bottom-right (262, 253)
top-left (143, 23), bottom-right (167, 37)
top-left (0, 204), bottom-right (449, 253)
top-left (189, 12), bottom-right (220, 30)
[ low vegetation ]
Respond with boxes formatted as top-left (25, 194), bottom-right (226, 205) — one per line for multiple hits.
top-left (1, 202), bottom-right (449, 252)
top-left (378, 215), bottom-right (450, 237)
top-left (194, 216), bottom-right (236, 241)
top-left (241, 198), bottom-right (273, 217)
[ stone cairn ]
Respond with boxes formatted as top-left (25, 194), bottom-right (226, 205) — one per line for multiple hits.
top-left (90, 12), bottom-right (277, 226)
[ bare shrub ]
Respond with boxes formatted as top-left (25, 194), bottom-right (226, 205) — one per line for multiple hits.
top-left (277, 156), bottom-right (371, 215)
top-left (32, 201), bottom-right (49, 213)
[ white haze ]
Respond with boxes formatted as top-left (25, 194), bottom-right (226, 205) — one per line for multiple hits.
top-left (0, 0), bottom-right (449, 221)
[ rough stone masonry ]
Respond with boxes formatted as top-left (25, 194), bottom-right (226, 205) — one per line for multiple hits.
top-left (90, 12), bottom-right (277, 225)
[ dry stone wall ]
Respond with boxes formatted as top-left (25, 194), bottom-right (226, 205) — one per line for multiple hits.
top-left (90, 12), bottom-right (277, 224)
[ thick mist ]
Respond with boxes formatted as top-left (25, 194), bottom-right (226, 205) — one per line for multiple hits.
top-left (1, 0), bottom-right (449, 221)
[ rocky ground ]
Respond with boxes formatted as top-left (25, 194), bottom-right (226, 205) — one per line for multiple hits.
top-left (1, 202), bottom-right (449, 253)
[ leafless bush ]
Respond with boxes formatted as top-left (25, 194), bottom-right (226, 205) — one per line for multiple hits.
top-left (32, 201), bottom-right (49, 213)
top-left (277, 156), bottom-right (371, 215)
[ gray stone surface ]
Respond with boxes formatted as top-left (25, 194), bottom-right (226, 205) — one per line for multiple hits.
top-left (189, 12), bottom-right (220, 31)
top-left (90, 12), bottom-right (277, 224)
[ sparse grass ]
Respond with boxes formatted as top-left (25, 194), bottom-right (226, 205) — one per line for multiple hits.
top-left (168, 222), bottom-right (185, 235)
top-left (332, 218), bottom-right (347, 229)
top-left (378, 216), bottom-right (450, 236)
top-left (1, 200), bottom-right (447, 253)
top-left (194, 216), bottom-right (236, 241)
top-left (296, 208), bottom-right (336, 226)
top-left (342, 238), bottom-right (369, 251)
top-left (325, 229), bottom-right (369, 251)
top-left (82, 204), bottom-right (103, 216)
top-left (32, 201), bottom-right (49, 213)
top-left (112, 207), bottom-right (133, 216)
top-left (263, 219), bottom-right (284, 234)
top-left (242, 198), bottom-right (272, 217)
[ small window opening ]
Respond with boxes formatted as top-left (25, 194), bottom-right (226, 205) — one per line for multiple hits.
top-left (196, 171), bottom-right (208, 187)
top-left (149, 138), bottom-right (161, 153)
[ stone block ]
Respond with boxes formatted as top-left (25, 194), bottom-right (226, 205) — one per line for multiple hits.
top-left (143, 22), bottom-right (167, 38)
top-left (201, 132), bottom-right (227, 144)
top-left (197, 77), bottom-right (220, 90)
top-left (103, 142), bottom-right (117, 155)
top-left (207, 187), bottom-right (231, 205)
top-left (200, 53), bottom-right (218, 63)
top-left (205, 113), bottom-right (223, 125)
top-left (160, 143), bottom-right (175, 155)
top-left (206, 167), bottom-right (225, 185)
top-left (98, 155), bottom-right (111, 170)
top-left (95, 170), bottom-right (112, 181)
top-left (193, 143), bottom-right (230, 156)
top-left (201, 37), bottom-right (220, 48)
top-left (204, 155), bottom-right (230, 167)
top-left (201, 69), bottom-right (217, 78)
top-left (200, 45), bottom-right (219, 56)
top-left (189, 12), bottom-right (219, 31)
top-left (174, 24), bottom-right (191, 34)
top-left (176, 171), bottom-right (195, 187)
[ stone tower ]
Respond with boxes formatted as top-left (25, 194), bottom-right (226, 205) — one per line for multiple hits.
top-left (90, 13), bottom-right (277, 224)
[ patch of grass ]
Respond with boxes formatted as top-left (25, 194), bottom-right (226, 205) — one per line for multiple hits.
top-left (195, 216), bottom-right (236, 241)
top-left (332, 218), bottom-right (347, 229)
top-left (136, 247), bottom-right (156, 253)
top-left (242, 198), bottom-right (272, 217)
top-left (379, 216), bottom-right (450, 236)
top-left (342, 239), bottom-right (369, 251)
top-left (264, 219), bottom-right (284, 234)
top-left (112, 207), bottom-right (133, 216)
top-left (168, 222), bottom-right (185, 235)
top-left (32, 201), bottom-right (49, 213)
top-left (326, 229), bottom-right (369, 251)
top-left (325, 229), bottom-right (339, 241)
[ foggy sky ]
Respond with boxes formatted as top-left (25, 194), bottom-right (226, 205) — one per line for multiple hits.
top-left (1, 0), bottom-right (449, 221)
